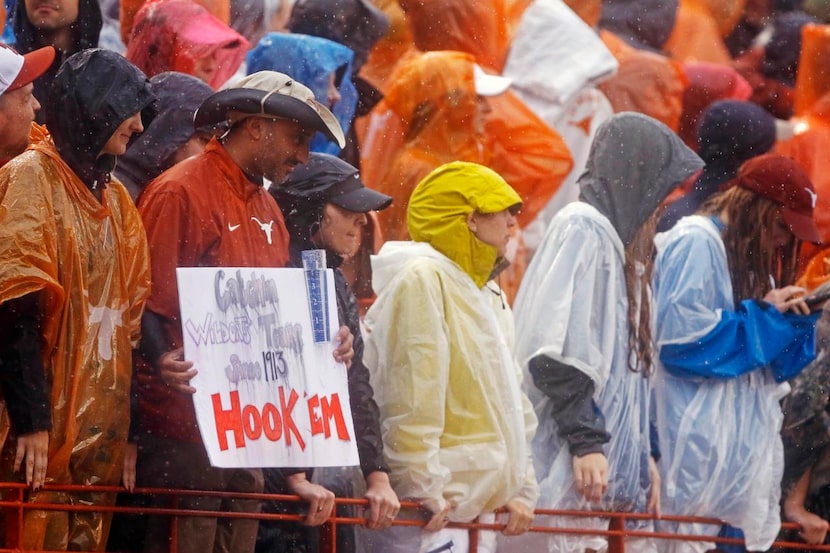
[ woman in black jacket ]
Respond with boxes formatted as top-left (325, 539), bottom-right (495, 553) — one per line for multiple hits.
top-left (256, 153), bottom-right (399, 553)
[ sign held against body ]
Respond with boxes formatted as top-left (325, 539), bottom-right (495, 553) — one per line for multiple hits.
top-left (176, 261), bottom-right (359, 468)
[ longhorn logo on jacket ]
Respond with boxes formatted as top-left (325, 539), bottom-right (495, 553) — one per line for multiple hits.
top-left (251, 217), bottom-right (274, 244)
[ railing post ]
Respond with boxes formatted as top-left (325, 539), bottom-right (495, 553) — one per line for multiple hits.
top-left (319, 520), bottom-right (336, 553)
top-left (11, 486), bottom-right (22, 551)
top-left (468, 522), bottom-right (480, 552)
top-left (170, 493), bottom-right (179, 553)
top-left (607, 514), bottom-right (625, 553)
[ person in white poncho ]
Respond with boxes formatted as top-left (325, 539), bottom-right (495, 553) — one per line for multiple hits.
top-left (512, 112), bottom-right (703, 553)
top-left (363, 161), bottom-right (538, 553)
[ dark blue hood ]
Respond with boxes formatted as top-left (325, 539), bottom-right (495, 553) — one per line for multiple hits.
top-left (116, 71), bottom-right (212, 196)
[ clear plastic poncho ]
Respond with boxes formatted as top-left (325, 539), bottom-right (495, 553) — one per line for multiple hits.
top-left (653, 215), bottom-right (815, 551)
top-left (513, 112), bottom-right (702, 553)
top-left (512, 202), bottom-right (653, 553)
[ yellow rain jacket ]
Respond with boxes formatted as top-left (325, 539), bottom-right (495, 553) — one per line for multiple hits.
top-left (363, 162), bottom-right (538, 522)
top-left (0, 127), bottom-right (150, 550)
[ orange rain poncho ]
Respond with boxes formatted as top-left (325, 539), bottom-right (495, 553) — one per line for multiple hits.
top-left (360, 1), bottom-right (573, 231)
top-left (798, 247), bottom-right (830, 290)
top-left (599, 31), bottom-right (688, 131)
top-left (363, 50), bottom-right (571, 237)
top-left (0, 127), bottom-right (151, 550)
top-left (483, 92), bottom-right (573, 229)
top-left (364, 51), bottom-right (484, 243)
top-left (777, 24), bottom-right (830, 267)
top-left (664, 0), bottom-right (738, 64)
top-left (397, 0), bottom-right (531, 72)
top-left (564, 0), bottom-right (601, 27)
top-left (359, 0), bottom-right (417, 94)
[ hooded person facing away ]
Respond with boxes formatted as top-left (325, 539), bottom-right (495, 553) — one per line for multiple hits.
top-left (512, 112), bottom-right (703, 553)
top-left (114, 71), bottom-right (214, 201)
top-left (0, 48), bottom-right (155, 551)
top-left (363, 161), bottom-right (539, 553)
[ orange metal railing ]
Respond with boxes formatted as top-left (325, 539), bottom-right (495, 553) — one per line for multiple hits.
top-left (1, 483), bottom-right (830, 552)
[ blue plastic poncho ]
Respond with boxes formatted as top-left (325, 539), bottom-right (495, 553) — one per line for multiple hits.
top-left (246, 32), bottom-right (358, 155)
top-left (653, 215), bottom-right (817, 551)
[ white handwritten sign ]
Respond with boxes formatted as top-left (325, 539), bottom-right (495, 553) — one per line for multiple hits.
top-left (176, 267), bottom-right (359, 468)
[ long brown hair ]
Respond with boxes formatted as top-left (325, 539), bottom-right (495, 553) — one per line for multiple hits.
top-left (624, 212), bottom-right (659, 376)
top-left (700, 186), bottom-right (802, 306)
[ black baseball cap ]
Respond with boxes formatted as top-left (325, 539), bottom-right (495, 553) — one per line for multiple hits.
top-left (276, 153), bottom-right (392, 213)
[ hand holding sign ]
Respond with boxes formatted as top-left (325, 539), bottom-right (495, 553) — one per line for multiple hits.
top-left (158, 347), bottom-right (197, 394)
top-left (334, 326), bottom-right (354, 368)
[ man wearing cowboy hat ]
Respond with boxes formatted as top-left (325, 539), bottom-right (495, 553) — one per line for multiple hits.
top-left (135, 71), bottom-right (354, 553)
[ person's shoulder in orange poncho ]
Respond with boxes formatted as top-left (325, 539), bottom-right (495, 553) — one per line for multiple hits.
top-left (664, 0), bottom-right (737, 64)
top-left (778, 23), bottom-right (830, 269)
top-left (599, 30), bottom-right (688, 132)
top-left (0, 49), bottom-right (154, 551)
top-left (367, 51), bottom-right (487, 243)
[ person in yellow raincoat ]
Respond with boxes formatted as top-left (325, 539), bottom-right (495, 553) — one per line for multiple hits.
top-left (363, 161), bottom-right (539, 553)
top-left (0, 48), bottom-right (155, 551)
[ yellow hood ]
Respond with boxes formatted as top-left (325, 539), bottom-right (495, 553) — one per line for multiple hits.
top-left (406, 161), bottom-right (521, 288)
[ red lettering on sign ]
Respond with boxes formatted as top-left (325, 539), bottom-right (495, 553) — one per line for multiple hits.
top-left (307, 395), bottom-right (324, 435)
top-left (306, 393), bottom-right (350, 440)
top-left (262, 402), bottom-right (282, 441)
top-left (321, 393), bottom-right (350, 440)
top-left (210, 389), bottom-right (353, 451)
top-left (279, 387), bottom-right (306, 450)
top-left (212, 391), bottom-right (245, 451)
top-left (243, 404), bottom-right (262, 440)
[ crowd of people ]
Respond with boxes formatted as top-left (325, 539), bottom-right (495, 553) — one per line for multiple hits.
top-left (2, 0), bottom-right (830, 552)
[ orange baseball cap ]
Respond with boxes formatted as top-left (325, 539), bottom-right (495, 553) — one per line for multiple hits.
top-left (0, 44), bottom-right (55, 95)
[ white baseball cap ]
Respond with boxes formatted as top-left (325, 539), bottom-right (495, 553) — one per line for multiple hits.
top-left (0, 44), bottom-right (55, 96)
top-left (473, 64), bottom-right (512, 97)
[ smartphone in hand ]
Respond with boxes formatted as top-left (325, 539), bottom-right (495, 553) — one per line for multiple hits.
top-left (804, 282), bottom-right (830, 311)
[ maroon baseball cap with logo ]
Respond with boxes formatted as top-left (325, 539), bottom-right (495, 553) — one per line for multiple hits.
top-left (733, 153), bottom-right (822, 244)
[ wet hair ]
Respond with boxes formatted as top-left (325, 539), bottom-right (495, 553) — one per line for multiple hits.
top-left (701, 186), bottom-right (801, 306)
top-left (624, 212), bottom-right (658, 376)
